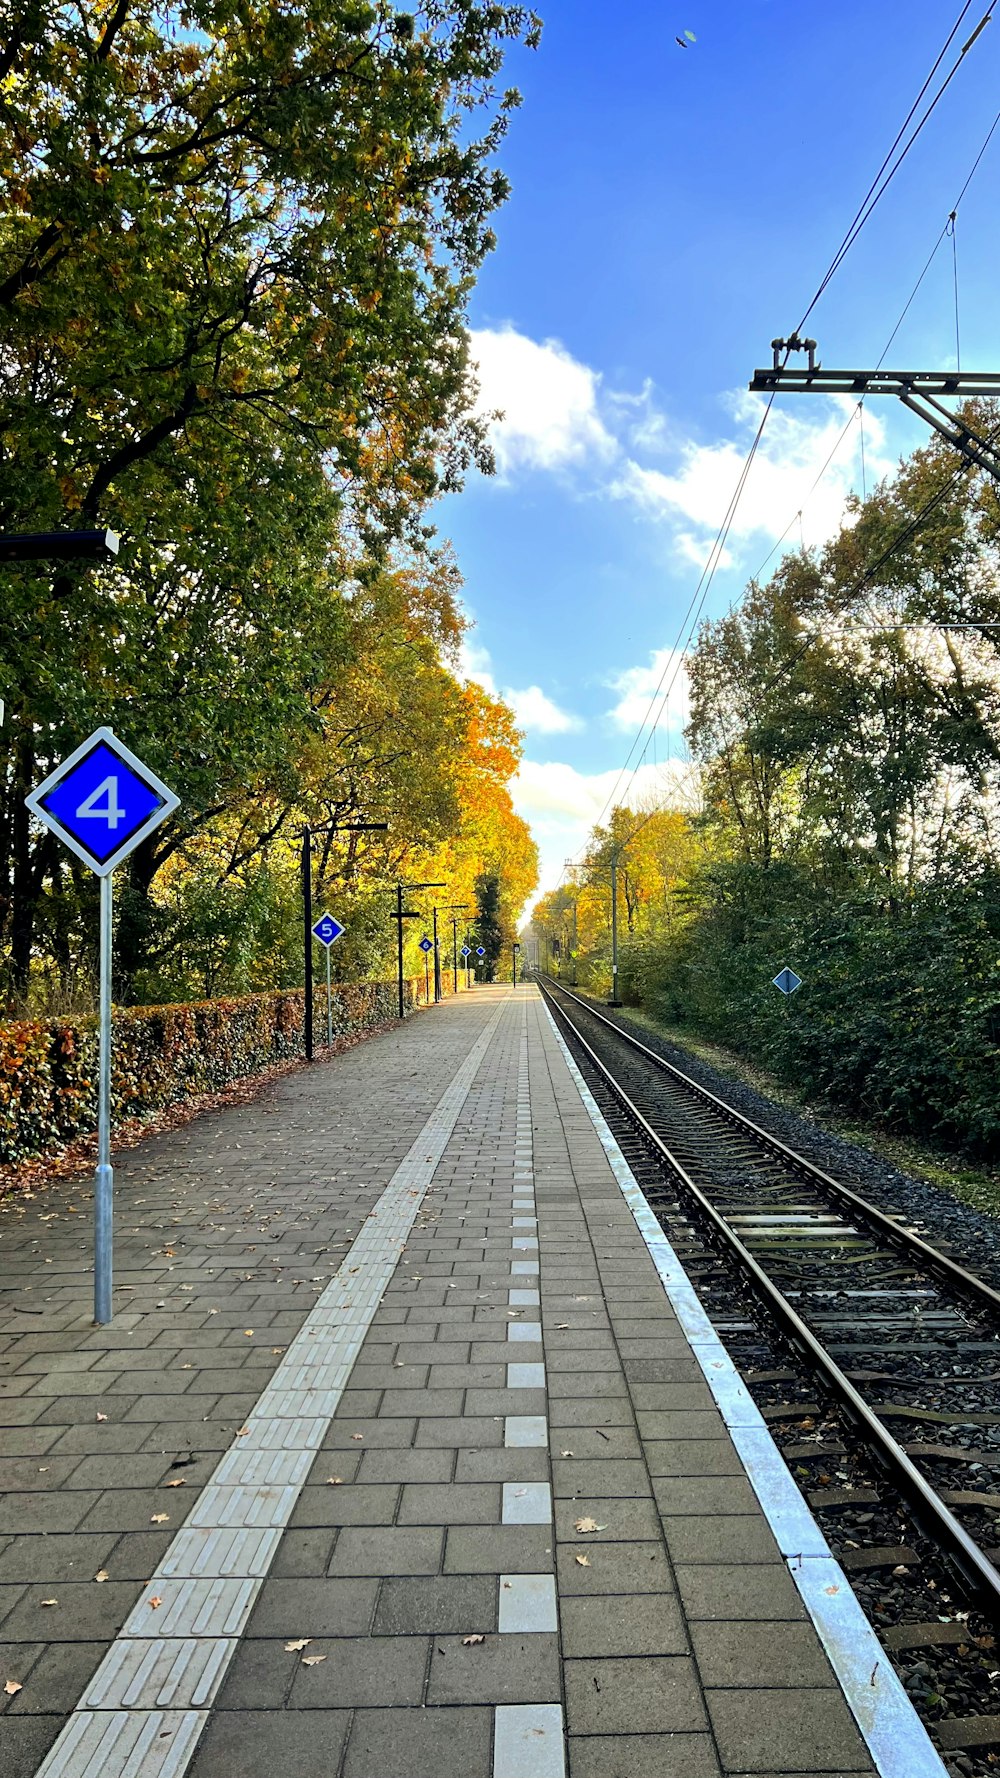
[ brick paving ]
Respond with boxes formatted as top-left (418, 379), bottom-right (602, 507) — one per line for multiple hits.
top-left (0, 987), bottom-right (886, 1777)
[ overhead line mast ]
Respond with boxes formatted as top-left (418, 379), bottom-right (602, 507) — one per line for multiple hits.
top-left (750, 337), bottom-right (1000, 485)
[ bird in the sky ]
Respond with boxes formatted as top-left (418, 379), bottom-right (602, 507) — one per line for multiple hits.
top-left (675, 29), bottom-right (697, 46)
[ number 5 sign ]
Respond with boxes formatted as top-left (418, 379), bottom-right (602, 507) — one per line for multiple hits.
top-left (26, 729), bottom-right (179, 1323)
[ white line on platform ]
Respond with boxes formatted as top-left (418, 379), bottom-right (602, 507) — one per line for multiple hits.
top-left (36, 997), bottom-right (509, 1778)
top-left (543, 1000), bottom-right (949, 1778)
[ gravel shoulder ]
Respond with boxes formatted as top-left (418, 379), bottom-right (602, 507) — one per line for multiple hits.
top-left (562, 988), bottom-right (1000, 1292)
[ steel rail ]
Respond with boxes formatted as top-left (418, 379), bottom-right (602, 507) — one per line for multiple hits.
top-left (540, 978), bottom-right (1000, 1321)
top-left (540, 978), bottom-right (1000, 1619)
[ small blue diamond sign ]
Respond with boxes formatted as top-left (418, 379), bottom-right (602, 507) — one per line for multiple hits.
top-left (25, 727), bottom-right (179, 877)
top-left (418, 936), bottom-right (433, 954)
top-left (772, 967), bottom-right (803, 995)
top-left (312, 913), bottom-right (345, 947)
top-left (476, 945), bottom-right (486, 958)
top-left (460, 946), bottom-right (471, 958)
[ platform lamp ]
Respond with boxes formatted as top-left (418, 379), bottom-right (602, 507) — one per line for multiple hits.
top-left (444, 904), bottom-right (473, 995)
top-left (389, 882), bottom-right (445, 1020)
top-left (299, 819), bottom-right (388, 1060)
top-left (0, 531), bottom-right (122, 727)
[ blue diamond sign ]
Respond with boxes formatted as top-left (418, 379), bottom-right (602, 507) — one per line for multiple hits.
top-left (460, 946), bottom-right (471, 958)
top-left (476, 946), bottom-right (486, 958)
top-left (312, 913), bottom-right (345, 947)
top-left (418, 936), bottom-right (433, 954)
top-left (25, 727), bottom-right (179, 877)
top-left (772, 967), bottom-right (803, 996)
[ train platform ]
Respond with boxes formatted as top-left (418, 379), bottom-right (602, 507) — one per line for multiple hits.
top-left (0, 985), bottom-right (947, 1778)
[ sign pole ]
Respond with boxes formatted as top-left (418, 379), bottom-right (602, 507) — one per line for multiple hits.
top-left (396, 883), bottom-right (405, 1019)
top-left (432, 906), bottom-right (442, 1003)
top-left (301, 829), bottom-right (314, 1061)
top-left (95, 872), bottom-right (114, 1325)
top-left (326, 945), bottom-right (333, 1049)
top-left (424, 949), bottom-right (430, 1005)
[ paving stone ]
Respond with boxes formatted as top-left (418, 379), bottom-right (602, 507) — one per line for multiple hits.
top-left (0, 1581), bottom-right (138, 1642)
top-left (662, 1514), bottom-right (782, 1565)
top-left (675, 1563), bottom-right (807, 1622)
top-left (0, 1535), bottom-right (117, 1584)
top-left (97, 1530), bottom-right (175, 1580)
top-left (643, 1438), bottom-right (745, 1477)
top-left (288, 1633), bottom-right (428, 1707)
top-left (551, 1459), bottom-right (651, 1498)
top-left (555, 1498), bottom-right (661, 1542)
top-left (561, 1592), bottom-right (688, 1657)
top-left (0, 1714), bottom-right (63, 1778)
top-left (568, 1732), bottom-right (722, 1778)
top-left (414, 1416), bottom-right (504, 1449)
top-left (398, 1483), bottom-right (500, 1525)
top-left (357, 1448), bottom-right (455, 1485)
top-left (374, 1575), bottom-right (497, 1635)
top-left (342, 1704), bottom-right (492, 1778)
top-left (246, 1577), bottom-right (379, 1637)
top-left (188, 1709), bottom-right (352, 1778)
top-left (706, 1687), bottom-right (872, 1771)
top-left (565, 1654), bottom-right (706, 1735)
top-left (691, 1619), bottom-right (838, 1688)
top-left (3, 1640), bottom-right (105, 1714)
top-left (427, 1631), bottom-right (560, 1704)
top-left (455, 1448), bottom-right (550, 1484)
top-left (654, 1476), bottom-right (761, 1516)
top-left (289, 1483), bottom-right (399, 1527)
top-left (556, 1542), bottom-right (675, 1596)
top-left (445, 1526), bottom-right (555, 1574)
top-left (328, 1526), bottom-right (444, 1577)
top-left (213, 1639), bottom-right (295, 1710)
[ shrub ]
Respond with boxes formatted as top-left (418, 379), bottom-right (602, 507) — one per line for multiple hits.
top-left (0, 978), bottom-right (426, 1169)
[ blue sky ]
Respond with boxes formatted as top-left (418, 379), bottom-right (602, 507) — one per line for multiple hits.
top-left (439, 0), bottom-right (1000, 900)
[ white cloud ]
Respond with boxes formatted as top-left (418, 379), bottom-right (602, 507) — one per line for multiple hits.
top-left (510, 757), bottom-right (699, 910)
top-left (506, 685), bottom-right (582, 734)
top-left (469, 324), bottom-right (897, 574)
top-left (469, 325), bottom-right (615, 474)
top-left (611, 392), bottom-right (893, 554)
top-left (606, 647), bottom-right (691, 736)
top-left (459, 637), bottom-right (581, 734)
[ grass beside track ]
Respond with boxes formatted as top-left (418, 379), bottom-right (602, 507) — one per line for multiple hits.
top-left (581, 997), bottom-right (1000, 1224)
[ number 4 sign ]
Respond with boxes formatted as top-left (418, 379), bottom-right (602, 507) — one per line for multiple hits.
top-left (26, 729), bottom-right (179, 1325)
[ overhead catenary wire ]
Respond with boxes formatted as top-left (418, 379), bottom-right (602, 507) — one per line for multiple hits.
top-left (553, 14), bottom-right (999, 895)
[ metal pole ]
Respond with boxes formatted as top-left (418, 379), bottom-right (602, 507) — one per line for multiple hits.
top-left (302, 828), bottom-right (314, 1060)
top-left (572, 898), bottom-right (579, 986)
top-left (95, 873), bottom-right (114, 1325)
top-left (609, 852), bottom-right (621, 1007)
top-left (452, 916), bottom-right (459, 994)
top-left (326, 946), bottom-right (333, 1049)
top-left (424, 950), bottom-right (430, 1005)
top-left (396, 883), bottom-right (405, 1019)
top-left (512, 945), bottom-right (517, 989)
top-left (433, 906), bottom-right (442, 1003)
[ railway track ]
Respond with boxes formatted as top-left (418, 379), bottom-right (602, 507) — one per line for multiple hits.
top-left (539, 976), bottom-right (1000, 1628)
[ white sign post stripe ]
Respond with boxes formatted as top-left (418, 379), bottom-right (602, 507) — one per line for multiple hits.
top-left (37, 997), bottom-right (509, 1778)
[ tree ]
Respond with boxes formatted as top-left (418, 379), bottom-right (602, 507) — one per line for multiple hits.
top-left (1, 0), bottom-right (542, 1001)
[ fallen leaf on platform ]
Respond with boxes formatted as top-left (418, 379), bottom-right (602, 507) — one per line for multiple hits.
top-left (556, 1323), bottom-right (570, 1329)
top-left (165, 1478), bottom-right (185, 1488)
top-left (462, 1634), bottom-right (485, 1646)
top-left (351, 1433), bottom-right (363, 1441)
top-left (244, 1330), bottom-right (254, 1337)
top-left (148, 1597), bottom-right (163, 1609)
top-left (4, 1680), bottom-right (22, 1696)
top-left (301, 1655), bottom-right (326, 1667)
top-left (40, 1599), bottom-right (58, 1607)
top-left (326, 1477), bottom-right (343, 1486)
top-left (151, 1514), bottom-right (170, 1524)
top-left (94, 1572), bottom-right (109, 1583)
top-left (560, 1450), bottom-right (574, 1458)
top-left (284, 1639), bottom-right (311, 1652)
top-left (574, 1518), bottom-right (606, 1533)
top-left (575, 1554), bottom-right (591, 1567)
top-left (96, 1413), bottom-right (108, 1422)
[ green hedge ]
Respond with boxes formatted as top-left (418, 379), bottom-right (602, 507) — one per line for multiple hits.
top-left (1, 978), bottom-right (429, 1171)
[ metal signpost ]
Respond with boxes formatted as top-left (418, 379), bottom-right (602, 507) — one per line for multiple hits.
top-left (390, 883), bottom-right (445, 1018)
top-left (300, 820), bottom-right (386, 1061)
top-left (25, 728), bottom-right (179, 1325)
top-left (312, 913), bottom-right (345, 1049)
top-left (461, 944), bottom-right (472, 989)
top-left (418, 935), bottom-right (433, 1005)
top-left (512, 942), bottom-right (520, 989)
top-left (772, 967), bottom-right (803, 996)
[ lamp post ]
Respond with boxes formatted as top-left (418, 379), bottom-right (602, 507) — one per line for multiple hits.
top-left (299, 819), bottom-right (388, 1060)
top-left (432, 905), bottom-right (442, 1004)
top-left (390, 882), bottom-right (445, 1019)
top-left (444, 904), bottom-right (472, 994)
top-left (0, 529), bottom-right (120, 563)
top-left (512, 942), bottom-right (520, 988)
